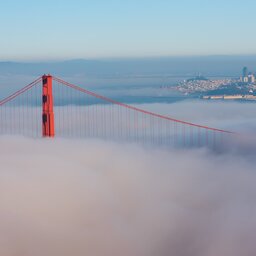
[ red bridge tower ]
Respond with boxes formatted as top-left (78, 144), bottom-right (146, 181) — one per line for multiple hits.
top-left (42, 75), bottom-right (55, 137)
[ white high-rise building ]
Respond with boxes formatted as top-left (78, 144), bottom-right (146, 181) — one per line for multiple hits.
top-left (243, 76), bottom-right (249, 83)
top-left (248, 74), bottom-right (255, 83)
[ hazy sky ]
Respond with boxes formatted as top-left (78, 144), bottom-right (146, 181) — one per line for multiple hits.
top-left (1, 0), bottom-right (256, 60)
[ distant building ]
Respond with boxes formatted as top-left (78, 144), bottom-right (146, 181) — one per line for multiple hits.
top-left (240, 66), bottom-right (255, 83)
top-left (243, 76), bottom-right (249, 83)
top-left (248, 73), bottom-right (255, 83)
top-left (243, 67), bottom-right (248, 78)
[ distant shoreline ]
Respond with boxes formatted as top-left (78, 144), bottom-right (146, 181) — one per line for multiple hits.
top-left (202, 94), bottom-right (256, 100)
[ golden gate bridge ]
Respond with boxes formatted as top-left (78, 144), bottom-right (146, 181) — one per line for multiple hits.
top-left (0, 75), bottom-right (234, 148)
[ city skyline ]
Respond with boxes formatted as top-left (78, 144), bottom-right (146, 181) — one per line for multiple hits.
top-left (1, 0), bottom-right (256, 61)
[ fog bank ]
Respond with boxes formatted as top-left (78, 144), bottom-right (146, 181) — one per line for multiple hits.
top-left (0, 137), bottom-right (255, 256)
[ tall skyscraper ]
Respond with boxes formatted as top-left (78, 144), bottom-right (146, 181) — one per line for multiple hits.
top-left (243, 67), bottom-right (248, 78)
top-left (242, 67), bottom-right (249, 83)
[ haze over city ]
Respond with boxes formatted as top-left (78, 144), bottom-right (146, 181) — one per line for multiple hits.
top-left (1, 1), bottom-right (256, 256)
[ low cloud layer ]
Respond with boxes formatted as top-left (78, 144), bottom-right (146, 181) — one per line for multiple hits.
top-left (139, 100), bottom-right (256, 133)
top-left (0, 137), bottom-right (256, 256)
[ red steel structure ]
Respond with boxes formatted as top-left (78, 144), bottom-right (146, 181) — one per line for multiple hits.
top-left (0, 74), bottom-right (236, 148)
top-left (42, 75), bottom-right (55, 137)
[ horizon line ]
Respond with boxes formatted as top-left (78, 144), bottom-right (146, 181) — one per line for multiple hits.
top-left (2, 53), bottom-right (256, 63)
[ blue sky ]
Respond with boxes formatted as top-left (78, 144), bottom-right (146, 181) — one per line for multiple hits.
top-left (1, 0), bottom-right (256, 60)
